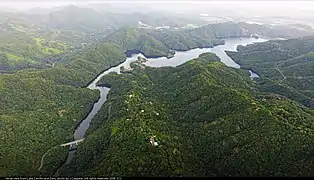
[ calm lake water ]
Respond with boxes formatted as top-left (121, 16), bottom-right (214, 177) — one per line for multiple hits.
top-left (143, 37), bottom-right (268, 68)
top-left (60, 37), bottom-right (268, 167)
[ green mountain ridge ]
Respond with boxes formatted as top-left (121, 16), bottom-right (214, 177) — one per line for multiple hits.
top-left (227, 36), bottom-right (314, 108)
top-left (1, 5), bottom-right (314, 71)
top-left (0, 43), bottom-right (126, 176)
top-left (104, 22), bottom-right (314, 59)
top-left (105, 28), bottom-right (174, 58)
top-left (1, 6), bottom-right (314, 176)
top-left (58, 52), bottom-right (314, 176)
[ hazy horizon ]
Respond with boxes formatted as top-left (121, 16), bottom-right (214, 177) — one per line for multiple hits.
top-left (1, 0), bottom-right (314, 23)
top-left (1, 0), bottom-right (314, 11)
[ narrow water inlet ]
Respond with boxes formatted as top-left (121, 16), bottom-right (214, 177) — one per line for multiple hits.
top-left (56, 37), bottom-right (269, 172)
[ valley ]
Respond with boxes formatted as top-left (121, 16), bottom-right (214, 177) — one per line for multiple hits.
top-left (54, 37), bottom-right (266, 175)
top-left (59, 49), bottom-right (314, 176)
top-left (0, 3), bottom-right (314, 177)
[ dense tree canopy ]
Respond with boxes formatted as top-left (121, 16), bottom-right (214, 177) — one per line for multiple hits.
top-left (1, 5), bottom-right (314, 177)
top-left (103, 22), bottom-right (314, 59)
top-left (0, 42), bottom-right (126, 176)
top-left (227, 36), bottom-right (314, 108)
top-left (58, 53), bottom-right (314, 176)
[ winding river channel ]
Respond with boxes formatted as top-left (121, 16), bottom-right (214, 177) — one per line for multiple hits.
top-left (58, 37), bottom-right (268, 170)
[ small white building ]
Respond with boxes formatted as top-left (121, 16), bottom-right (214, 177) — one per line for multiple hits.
top-left (149, 136), bottom-right (158, 146)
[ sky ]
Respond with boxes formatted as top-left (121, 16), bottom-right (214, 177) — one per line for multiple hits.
top-left (0, 0), bottom-right (314, 16)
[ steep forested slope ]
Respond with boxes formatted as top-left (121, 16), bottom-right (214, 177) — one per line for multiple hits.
top-left (104, 22), bottom-right (314, 59)
top-left (1, 6), bottom-right (314, 176)
top-left (0, 14), bottom-right (69, 70)
top-left (149, 21), bottom-right (314, 51)
top-left (234, 22), bottom-right (314, 38)
top-left (104, 28), bottom-right (174, 58)
top-left (58, 53), bottom-right (314, 176)
top-left (0, 71), bottom-right (97, 176)
top-left (0, 43), bottom-right (126, 176)
top-left (0, 6), bottom-right (121, 71)
top-left (227, 36), bottom-right (314, 108)
top-left (2, 5), bottom-right (314, 71)
top-left (0, 5), bottom-right (205, 70)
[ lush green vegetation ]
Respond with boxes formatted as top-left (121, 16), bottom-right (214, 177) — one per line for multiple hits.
top-left (105, 28), bottom-right (174, 58)
top-left (0, 6), bottom-right (131, 71)
top-left (148, 29), bottom-right (224, 51)
top-left (0, 70), bottom-right (97, 176)
top-left (0, 42), bottom-right (126, 176)
top-left (104, 22), bottom-right (314, 59)
top-left (0, 12), bottom-right (72, 70)
top-left (59, 53), bottom-right (314, 176)
top-left (148, 22), bottom-right (254, 51)
top-left (2, 5), bottom-right (314, 176)
top-left (1, 5), bottom-right (313, 71)
top-left (233, 22), bottom-right (314, 38)
top-left (38, 145), bottom-right (69, 176)
top-left (0, 6), bottom-right (207, 70)
top-left (227, 36), bottom-right (314, 108)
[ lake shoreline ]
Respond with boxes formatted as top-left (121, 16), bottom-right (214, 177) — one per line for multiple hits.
top-left (55, 37), bottom-right (270, 175)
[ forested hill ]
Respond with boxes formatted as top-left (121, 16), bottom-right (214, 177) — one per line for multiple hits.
top-left (58, 53), bottom-right (314, 176)
top-left (0, 43), bottom-right (126, 176)
top-left (103, 21), bottom-right (314, 58)
top-left (1, 5), bottom-right (314, 71)
top-left (227, 36), bottom-right (314, 108)
top-left (1, 5), bottom-right (314, 177)
top-left (104, 27), bottom-right (175, 58)
top-left (0, 13), bottom-right (69, 71)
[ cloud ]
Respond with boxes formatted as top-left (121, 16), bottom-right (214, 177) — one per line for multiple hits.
top-left (1, 0), bottom-right (313, 11)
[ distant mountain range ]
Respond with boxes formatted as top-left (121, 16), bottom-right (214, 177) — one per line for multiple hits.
top-left (1, 3), bottom-right (314, 177)
top-left (1, 5), bottom-right (314, 71)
